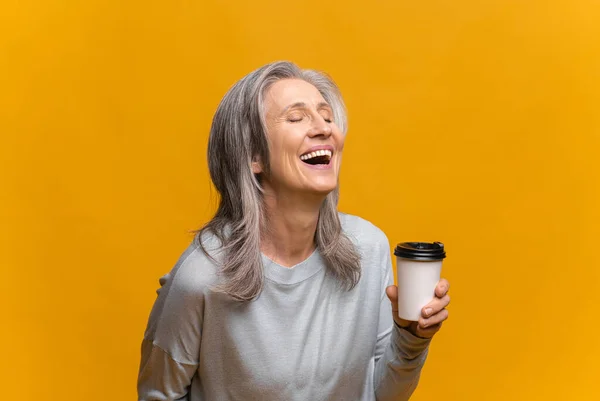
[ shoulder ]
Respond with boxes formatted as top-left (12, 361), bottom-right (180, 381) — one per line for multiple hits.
top-left (339, 213), bottom-right (390, 261)
top-left (338, 213), bottom-right (392, 289)
top-left (338, 212), bottom-right (390, 256)
top-left (157, 232), bottom-right (222, 299)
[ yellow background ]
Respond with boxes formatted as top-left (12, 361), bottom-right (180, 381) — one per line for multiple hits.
top-left (2, 0), bottom-right (599, 400)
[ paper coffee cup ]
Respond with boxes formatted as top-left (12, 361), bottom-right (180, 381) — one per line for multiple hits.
top-left (394, 242), bottom-right (446, 321)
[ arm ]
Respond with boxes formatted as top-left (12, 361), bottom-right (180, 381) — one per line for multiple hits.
top-left (137, 263), bottom-right (204, 401)
top-left (138, 341), bottom-right (197, 401)
top-left (372, 248), bottom-right (431, 401)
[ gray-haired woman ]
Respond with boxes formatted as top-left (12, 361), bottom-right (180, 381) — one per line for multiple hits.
top-left (137, 61), bottom-right (450, 401)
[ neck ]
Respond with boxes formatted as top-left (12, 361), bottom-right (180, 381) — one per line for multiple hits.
top-left (260, 187), bottom-right (325, 268)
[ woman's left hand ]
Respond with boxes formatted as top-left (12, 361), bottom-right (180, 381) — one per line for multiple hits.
top-left (386, 279), bottom-right (450, 339)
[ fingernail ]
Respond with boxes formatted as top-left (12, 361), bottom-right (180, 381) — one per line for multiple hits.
top-left (425, 308), bottom-right (432, 317)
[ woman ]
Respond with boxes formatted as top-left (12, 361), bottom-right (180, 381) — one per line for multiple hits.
top-left (138, 61), bottom-right (450, 401)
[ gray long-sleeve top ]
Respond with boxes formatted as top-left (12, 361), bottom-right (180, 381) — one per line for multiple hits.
top-left (138, 213), bottom-right (431, 400)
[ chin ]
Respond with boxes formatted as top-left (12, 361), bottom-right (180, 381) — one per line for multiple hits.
top-left (307, 183), bottom-right (338, 196)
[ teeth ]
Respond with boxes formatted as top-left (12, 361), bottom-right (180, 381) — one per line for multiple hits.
top-left (300, 149), bottom-right (333, 160)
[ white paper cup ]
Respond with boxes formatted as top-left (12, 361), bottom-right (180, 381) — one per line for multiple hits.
top-left (394, 242), bottom-right (446, 321)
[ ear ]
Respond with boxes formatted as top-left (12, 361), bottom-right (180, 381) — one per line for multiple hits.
top-left (251, 156), bottom-right (263, 174)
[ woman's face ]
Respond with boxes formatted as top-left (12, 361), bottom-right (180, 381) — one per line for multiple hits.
top-left (257, 79), bottom-right (345, 197)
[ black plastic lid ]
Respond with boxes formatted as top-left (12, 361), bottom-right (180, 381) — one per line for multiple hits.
top-left (394, 242), bottom-right (446, 261)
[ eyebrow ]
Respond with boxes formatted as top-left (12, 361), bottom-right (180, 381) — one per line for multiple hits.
top-left (280, 101), bottom-right (332, 115)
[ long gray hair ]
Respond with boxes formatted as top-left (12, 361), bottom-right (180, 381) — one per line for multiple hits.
top-left (198, 61), bottom-right (361, 301)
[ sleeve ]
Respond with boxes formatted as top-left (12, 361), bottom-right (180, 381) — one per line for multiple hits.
top-left (137, 262), bottom-right (204, 401)
top-left (372, 241), bottom-right (432, 401)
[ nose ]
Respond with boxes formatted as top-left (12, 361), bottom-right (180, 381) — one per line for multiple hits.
top-left (307, 117), bottom-right (332, 138)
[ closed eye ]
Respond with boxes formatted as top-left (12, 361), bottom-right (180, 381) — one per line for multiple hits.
top-left (287, 113), bottom-right (304, 122)
top-left (320, 113), bottom-right (333, 123)
top-left (318, 108), bottom-right (333, 123)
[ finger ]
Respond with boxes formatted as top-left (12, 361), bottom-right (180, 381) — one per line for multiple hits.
top-left (419, 308), bottom-right (449, 328)
top-left (385, 286), bottom-right (400, 318)
top-left (386, 286), bottom-right (412, 327)
top-left (416, 322), bottom-right (443, 338)
top-left (435, 278), bottom-right (450, 298)
top-left (385, 285), bottom-right (398, 305)
top-left (422, 294), bottom-right (450, 317)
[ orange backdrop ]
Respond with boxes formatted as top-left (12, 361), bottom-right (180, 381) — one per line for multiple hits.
top-left (1, 1), bottom-right (599, 400)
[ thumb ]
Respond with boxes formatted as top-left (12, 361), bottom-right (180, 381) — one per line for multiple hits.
top-left (386, 285), bottom-right (411, 328)
top-left (385, 285), bottom-right (398, 303)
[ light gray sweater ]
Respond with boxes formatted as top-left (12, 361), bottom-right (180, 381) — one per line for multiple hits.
top-left (138, 213), bottom-right (431, 401)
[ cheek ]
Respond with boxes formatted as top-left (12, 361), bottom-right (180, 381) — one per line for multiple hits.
top-left (268, 142), bottom-right (299, 177)
top-left (333, 132), bottom-right (346, 161)
top-left (266, 125), bottom-right (302, 155)
top-left (271, 135), bottom-right (303, 165)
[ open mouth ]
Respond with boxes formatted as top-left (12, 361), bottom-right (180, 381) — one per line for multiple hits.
top-left (300, 149), bottom-right (333, 166)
